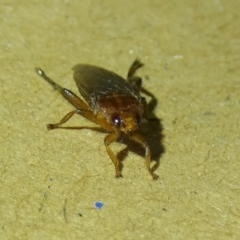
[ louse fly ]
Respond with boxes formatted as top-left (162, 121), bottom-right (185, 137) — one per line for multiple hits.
top-left (35, 59), bottom-right (159, 180)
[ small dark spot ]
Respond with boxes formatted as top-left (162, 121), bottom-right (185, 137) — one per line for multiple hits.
top-left (78, 213), bottom-right (83, 217)
top-left (225, 95), bottom-right (230, 101)
top-left (39, 203), bottom-right (44, 212)
top-left (203, 111), bottom-right (215, 116)
top-left (172, 118), bottom-right (178, 124)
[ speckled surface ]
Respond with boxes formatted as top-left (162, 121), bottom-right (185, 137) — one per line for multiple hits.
top-left (1, 1), bottom-right (240, 239)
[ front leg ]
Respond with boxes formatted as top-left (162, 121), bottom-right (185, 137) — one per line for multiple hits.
top-left (104, 132), bottom-right (122, 178)
top-left (130, 132), bottom-right (159, 180)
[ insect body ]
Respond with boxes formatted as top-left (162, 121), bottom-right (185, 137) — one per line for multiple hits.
top-left (36, 60), bottom-right (159, 180)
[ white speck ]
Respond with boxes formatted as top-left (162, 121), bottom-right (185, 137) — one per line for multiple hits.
top-left (129, 49), bottom-right (133, 55)
top-left (7, 43), bottom-right (13, 48)
top-left (174, 55), bottom-right (183, 60)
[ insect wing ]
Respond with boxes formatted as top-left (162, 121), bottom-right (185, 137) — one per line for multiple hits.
top-left (72, 64), bottom-right (140, 109)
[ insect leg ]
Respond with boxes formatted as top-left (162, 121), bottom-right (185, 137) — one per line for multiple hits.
top-left (127, 59), bottom-right (144, 78)
top-left (128, 76), bottom-right (142, 90)
top-left (127, 60), bottom-right (143, 90)
top-left (130, 132), bottom-right (159, 180)
top-left (47, 108), bottom-right (98, 130)
top-left (35, 68), bottom-right (63, 91)
top-left (47, 109), bottom-right (81, 130)
top-left (104, 132), bottom-right (122, 178)
top-left (36, 68), bottom-right (90, 110)
top-left (36, 68), bottom-right (98, 125)
top-left (126, 61), bottom-right (158, 115)
top-left (59, 88), bottom-right (98, 124)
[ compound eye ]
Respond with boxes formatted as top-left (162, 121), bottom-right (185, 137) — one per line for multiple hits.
top-left (112, 115), bottom-right (121, 128)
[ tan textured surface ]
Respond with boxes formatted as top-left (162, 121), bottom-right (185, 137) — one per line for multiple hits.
top-left (1, 1), bottom-right (240, 239)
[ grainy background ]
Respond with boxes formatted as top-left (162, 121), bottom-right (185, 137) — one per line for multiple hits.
top-left (0, 0), bottom-right (240, 239)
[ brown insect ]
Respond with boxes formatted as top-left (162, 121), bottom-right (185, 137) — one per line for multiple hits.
top-left (35, 59), bottom-right (159, 180)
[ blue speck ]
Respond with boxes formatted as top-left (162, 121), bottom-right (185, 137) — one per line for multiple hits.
top-left (95, 202), bottom-right (104, 209)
